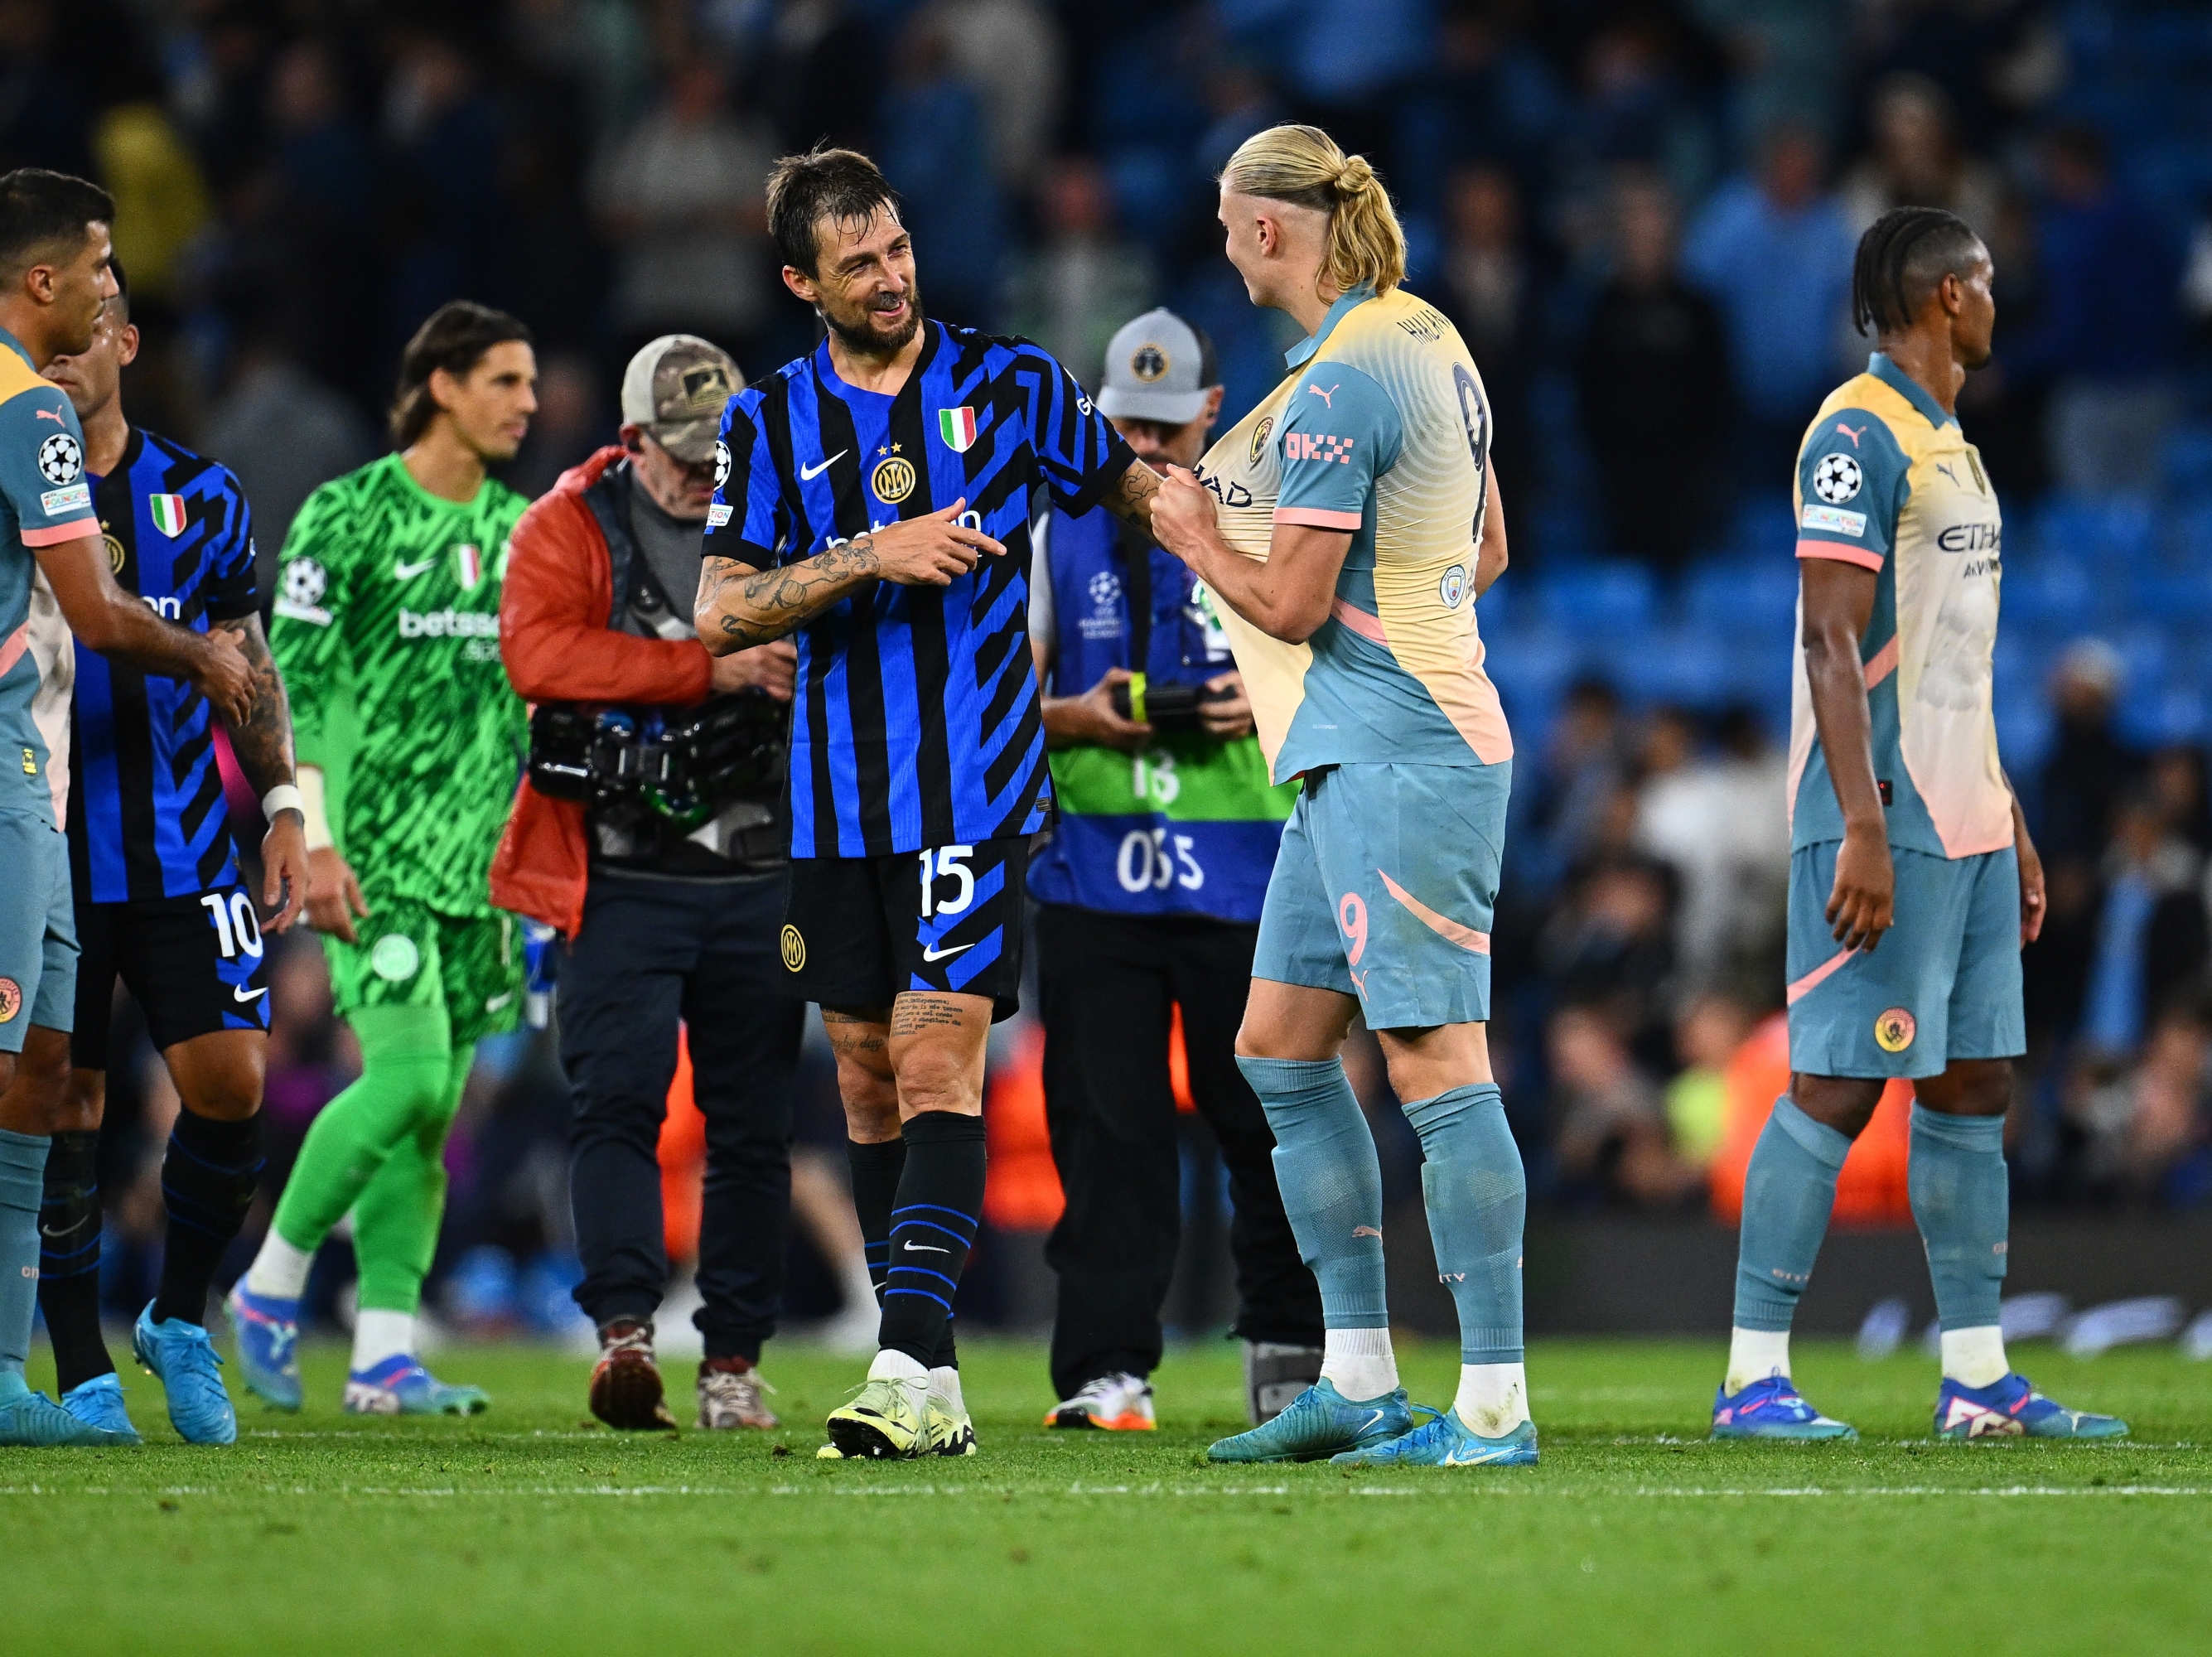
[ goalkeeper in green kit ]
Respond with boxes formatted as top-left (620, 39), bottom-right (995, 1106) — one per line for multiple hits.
top-left (227, 302), bottom-right (537, 1413)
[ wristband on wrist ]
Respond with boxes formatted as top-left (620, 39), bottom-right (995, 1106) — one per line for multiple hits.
top-left (261, 783), bottom-right (304, 824)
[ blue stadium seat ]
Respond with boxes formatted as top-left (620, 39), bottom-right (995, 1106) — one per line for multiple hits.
top-left (2003, 557), bottom-right (2103, 628)
top-left (1683, 556), bottom-right (1797, 640)
top-left (2031, 495), bottom-right (2158, 568)
top-left (1533, 561), bottom-right (1656, 632)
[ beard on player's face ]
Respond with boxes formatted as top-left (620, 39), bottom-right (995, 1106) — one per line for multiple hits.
top-left (823, 273), bottom-right (925, 357)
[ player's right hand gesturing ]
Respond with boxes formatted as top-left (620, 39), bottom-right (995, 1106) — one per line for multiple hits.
top-left (868, 498), bottom-right (1004, 587)
top-left (1826, 822), bottom-right (1896, 953)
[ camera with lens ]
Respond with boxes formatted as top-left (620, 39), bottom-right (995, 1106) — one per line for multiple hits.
top-left (1109, 672), bottom-right (1237, 734)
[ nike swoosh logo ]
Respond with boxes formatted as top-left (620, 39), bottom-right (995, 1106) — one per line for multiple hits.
top-left (1356, 1409), bottom-right (1385, 1435)
top-left (903, 1242), bottom-right (949, 1254)
top-left (394, 557), bottom-right (438, 579)
top-left (38, 1224), bottom-right (74, 1238)
top-left (484, 992), bottom-right (514, 1012)
top-left (920, 943), bottom-right (972, 963)
top-left (234, 985), bottom-right (268, 1002)
top-left (800, 451), bottom-right (848, 481)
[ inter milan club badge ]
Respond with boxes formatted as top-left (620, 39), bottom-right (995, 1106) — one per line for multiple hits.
top-left (1875, 1007), bottom-right (1916, 1053)
top-left (872, 455), bottom-right (916, 504)
top-left (939, 406), bottom-right (978, 452)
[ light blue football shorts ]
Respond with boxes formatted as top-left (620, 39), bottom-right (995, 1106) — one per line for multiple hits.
top-left (0, 809), bottom-right (77, 1054)
top-left (1785, 840), bottom-right (2026, 1080)
top-left (1253, 760), bottom-right (1510, 1031)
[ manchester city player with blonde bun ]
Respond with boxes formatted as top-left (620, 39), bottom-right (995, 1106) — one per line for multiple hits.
top-left (1710, 206), bottom-right (2124, 1443)
top-left (1149, 124), bottom-right (1533, 1467)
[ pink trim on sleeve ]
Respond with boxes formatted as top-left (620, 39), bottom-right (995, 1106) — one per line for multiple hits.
top-left (19, 519), bottom-right (96, 548)
top-left (1795, 539), bottom-right (1882, 571)
top-left (0, 622), bottom-right (26, 679)
top-left (1273, 506), bottom-right (1363, 531)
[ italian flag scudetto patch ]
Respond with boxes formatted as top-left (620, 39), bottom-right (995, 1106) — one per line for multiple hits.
top-left (148, 493), bottom-right (188, 537)
top-left (939, 406), bottom-right (978, 452)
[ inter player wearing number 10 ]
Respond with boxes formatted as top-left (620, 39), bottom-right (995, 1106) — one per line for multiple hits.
top-left (27, 263), bottom-right (309, 1447)
top-left (1712, 207), bottom-right (2123, 1443)
top-left (695, 148), bottom-right (1169, 1459)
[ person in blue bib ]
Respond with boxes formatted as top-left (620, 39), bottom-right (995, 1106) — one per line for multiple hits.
top-left (1027, 310), bottom-right (1321, 1433)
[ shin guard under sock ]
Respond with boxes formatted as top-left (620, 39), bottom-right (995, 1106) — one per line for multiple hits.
top-left (155, 1110), bottom-right (266, 1326)
top-left (1401, 1084), bottom-right (1526, 1365)
top-left (0, 1128), bottom-right (51, 1389)
top-left (876, 1111), bottom-right (985, 1368)
top-left (38, 1128), bottom-right (112, 1389)
top-left (1909, 1105), bottom-right (2009, 1334)
top-left (1732, 1095), bottom-right (1851, 1332)
top-left (1235, 1056), bottom-right (1388, 1331)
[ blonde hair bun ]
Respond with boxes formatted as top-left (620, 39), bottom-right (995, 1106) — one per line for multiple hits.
top-left (1220, 123), bottom-right (1407, 296)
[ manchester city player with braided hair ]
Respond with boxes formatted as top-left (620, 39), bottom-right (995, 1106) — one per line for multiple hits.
top-left (1149, 124), bottom-right (1533, 1468)
top-left (1709, 207), bottom-right (2124, 1442)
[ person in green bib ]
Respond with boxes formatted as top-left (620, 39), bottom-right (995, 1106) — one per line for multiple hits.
top-left (228, 302), bottom-right (538, 1415)
top-left (1028, 309), bottom-right (1323, 1432)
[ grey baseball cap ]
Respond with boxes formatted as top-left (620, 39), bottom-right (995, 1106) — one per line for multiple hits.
top-left (621, 335), bottom-right (745, 463)
top-left (1096, 308), bottom-right (1219, 424)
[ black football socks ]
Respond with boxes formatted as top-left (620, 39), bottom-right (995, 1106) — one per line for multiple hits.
top-left (37, 1129), bottom-right (111, 1392)
top-left (875, 1110), bottom-right (986, 1369)
top-left (152, 1109), bottom-right (265, 1326)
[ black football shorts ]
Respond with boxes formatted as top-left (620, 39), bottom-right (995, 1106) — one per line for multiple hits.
top-left (780, 835), bottom-right (1029, 1022)
top-left (71, 882), bottom-right (273, 1069)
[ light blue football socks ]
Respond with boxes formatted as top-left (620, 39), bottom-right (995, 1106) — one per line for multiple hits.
top-left (1732, 1094), bottom-right (1851, 1334)
top-left (1908, 1104), bottom-right (2008, 1332)
top-left (1401, 1083), bottom-right (1524, 1365)
top-left (0, 1128), bottom-right (52, 1403)
top-left (1237, 1056), bottom-right (1389, 1331)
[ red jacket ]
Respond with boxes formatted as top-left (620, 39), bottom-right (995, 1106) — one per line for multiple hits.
top-left (490, 447), bottom-right (714, 935)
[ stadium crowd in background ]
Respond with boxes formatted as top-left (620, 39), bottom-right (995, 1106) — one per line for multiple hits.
top-left (9, 0), bottom-right (2212, 1355)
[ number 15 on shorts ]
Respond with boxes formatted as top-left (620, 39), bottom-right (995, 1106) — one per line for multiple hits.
top-left (919, 845), bottom-right (977, 918)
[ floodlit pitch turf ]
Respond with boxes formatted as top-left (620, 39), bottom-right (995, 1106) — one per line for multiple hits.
top-left (7, 1336), bottom-right (2207, 1655)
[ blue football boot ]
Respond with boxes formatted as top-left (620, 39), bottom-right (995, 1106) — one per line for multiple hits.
top-left (343, 1355), bottom-right (491, 1417)
top-left (1206, 1379), bottom-right (1435, 1464)
top-left (60, 1374), bottom-right (142, 1445)
top-left (133, 1304), bottom-right (238, 1445)
top-left (225, 1283), bottom-right (302, 1411)
top-left (1712, 1374), bottom-right (1857, 1441)
top-left (0, 1377), bottom-right (138, 1447)
top-left (1332, 1408), bottom-right (1538, 1467)
top-left (1934, 1372), bottom-right (2128, 1440)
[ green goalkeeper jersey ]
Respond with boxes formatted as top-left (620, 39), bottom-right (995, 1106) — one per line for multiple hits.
top-left (269, 452), bottom-right (529, 918)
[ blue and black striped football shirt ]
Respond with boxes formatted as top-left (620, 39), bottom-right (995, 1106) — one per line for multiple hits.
top-left (707, 320), bottom-right (1134, 858)
top-left (70, 428), bottom-right (259, 901)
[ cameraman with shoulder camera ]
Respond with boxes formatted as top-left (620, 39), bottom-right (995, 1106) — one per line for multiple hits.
top-left (1029, 311), bottom-right (1325, 1432)
top-left (492, 336), bottom-right (803, 1432)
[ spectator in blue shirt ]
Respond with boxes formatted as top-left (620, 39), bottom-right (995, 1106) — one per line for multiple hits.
top-left (1683, 121), bottom-right (1855, 481)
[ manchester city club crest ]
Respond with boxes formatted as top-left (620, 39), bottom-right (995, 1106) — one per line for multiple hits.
top-left (1439, 563), bottom-right (1468, 609)
top-left (1874, 1007), bottom-right (1916, 1053)
top-left (1250, 415), bottom-right (1274, 466)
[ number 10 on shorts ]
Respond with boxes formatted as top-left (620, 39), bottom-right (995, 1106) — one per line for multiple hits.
top-left (919, 845), bottom-right (977, 918)
top-left (199, 891), bottom-right (265, 959)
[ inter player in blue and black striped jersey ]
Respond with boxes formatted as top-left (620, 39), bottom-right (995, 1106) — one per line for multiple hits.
top-left (26, 265), bottom-right (310, 1447)
top-left (695, 148), bottom-right (1169, 1459)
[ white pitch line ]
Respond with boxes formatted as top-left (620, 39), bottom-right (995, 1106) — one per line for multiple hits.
top-left (2, 1482), bottom-right (2206, 1500)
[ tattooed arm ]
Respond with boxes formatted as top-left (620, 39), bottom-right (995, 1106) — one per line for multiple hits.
top-left (695, 498), bottom-right (1007, 656)
top-left (1099, 458), bottom-right (1165, 534)
top-left (216, 614), bottom-right (309, 930)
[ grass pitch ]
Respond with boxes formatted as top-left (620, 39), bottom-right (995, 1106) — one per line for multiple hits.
top-left (7, 1336), bottom-right (2206, 1655)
